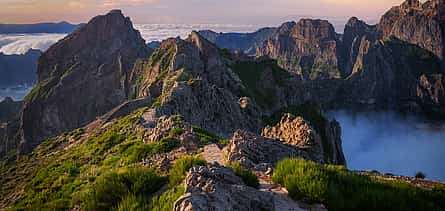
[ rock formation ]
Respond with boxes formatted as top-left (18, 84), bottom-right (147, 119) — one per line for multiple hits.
top-left (257, 20), bottom-right (344, 80)
top-left (263, 113), bottom-right (345, 165)
top-left (223, 130), bottom-right (309, 168)
top-left (174, 164), bottom-right (275, 211)
top-left (19, 10), bottom-right (150, 154)
top-left (223, 113), bottom-right (346, 168)
top-left (199, 27), bottom-right (276, 55)
top-left (378, 0), bottom-right (445, 59)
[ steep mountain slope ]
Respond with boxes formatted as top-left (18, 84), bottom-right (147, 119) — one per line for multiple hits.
top-left (19, 10), bottom-right (150, 154)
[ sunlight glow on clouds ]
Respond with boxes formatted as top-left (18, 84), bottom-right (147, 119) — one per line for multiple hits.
top-left (0, 0), bottom-right (405, 24)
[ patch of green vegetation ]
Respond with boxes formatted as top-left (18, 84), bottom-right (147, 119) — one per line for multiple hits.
top-left (111, 137), bottom-right (179, 165)
top-left (81, 166), bottom-right (166, 210)
top-left (386, 38), bottom-right (442, 76)
top-left (169, 156), bottom-right (206, 188)
top-left (151, 87), bottom-right (175, 109)
top-left (6, 107), bottom-right (184, 210)
top-left (149, 186), bottom-right (185, 211)
top-left (228, 162), bottom-right (259, 188)
top-left (23, 76), bottom-right (56, 103)
top-left (68, 128), bottom-right (84, 140)
top-left (170, 127), bottom-right (184, 136)
top-left (273, 158), bottom-right (445, 211)
top-left (192, 126), bottom-right (226, 144)
top-left (220, 48), bottom-right (234, 59)
top-left (117, 194), bottom-right (149, 211)
top-left (231, 59), bottom-right (291, 108)
top-left (263, 103), bottom-right (333, 162)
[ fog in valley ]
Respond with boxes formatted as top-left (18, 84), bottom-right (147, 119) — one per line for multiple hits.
top-left (331, 111), bottom-right (445, 181)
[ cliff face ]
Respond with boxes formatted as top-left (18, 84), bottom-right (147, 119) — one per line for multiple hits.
top-left (379, 0), bottom-right (445, 59)
top-left (19, 10), bottom-right (150, 154)
top-left (257, 20), bottom-right (344, 80)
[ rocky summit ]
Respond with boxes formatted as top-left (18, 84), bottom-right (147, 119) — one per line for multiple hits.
top-left (19, 10), bottom-right (150, 154)
top-left (1, 0), bottom-right (445, 210)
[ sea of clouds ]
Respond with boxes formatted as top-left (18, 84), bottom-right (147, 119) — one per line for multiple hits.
top-left (331, 111), bottom-right (445, 182)
top-left (0, 24), bottom-right (262, 55)
top-left (0, 33), bottom-right (66, 55)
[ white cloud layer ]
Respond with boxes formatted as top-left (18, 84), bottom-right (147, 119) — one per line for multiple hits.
top-left (0, 34), bottom-right (66, 55)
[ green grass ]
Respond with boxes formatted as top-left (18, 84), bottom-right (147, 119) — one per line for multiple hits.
top-left (273, 158), bottom-right (445, 211)
top-left (5, 108), bottom-right (183, 210)
top-left (192, 126), bottom-right (227, 145)
top-left (228, 162), bottom-right (259, 188)
top-left (168, 156), bottom-right (207, 187)
top-left (117, 194), bottom-right (149, 211)
top-left (81, 166), bottom-right (166, 210)
top-left (231, 59), bottom-right (291, 108)
top-left (149, 186), bottom-right (185, 211)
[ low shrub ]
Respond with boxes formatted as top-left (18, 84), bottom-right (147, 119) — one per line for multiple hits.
top-left (192, 126), bottom-right (226, 144)
top-left (415, 171), bottom-right (426, 179)
top-left (273, 158), bottom-right (445, 211)
top-left (117, 194), bottom-right (149, 211)
top-left (149, 186), bottom-right (185, 211)
top-left (81, 167), bottom-right (166, 210)
top-left (228, 162), bottom-right (260, 189)
top-left (169, 156), bottom-right (206, 187)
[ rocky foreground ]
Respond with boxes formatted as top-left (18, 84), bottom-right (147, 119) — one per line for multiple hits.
top-left (1, 0), bottom-right (445, 210)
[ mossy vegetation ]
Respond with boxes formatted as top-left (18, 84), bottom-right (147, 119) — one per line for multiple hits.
top-left (227, 162), bottom-right (260, 188)
top-left (192, 126), bottom-right (228, 144)
top-left (231, 59), bottom-right (291, 108)
top-left (273, 158), bottom-right (445, 211)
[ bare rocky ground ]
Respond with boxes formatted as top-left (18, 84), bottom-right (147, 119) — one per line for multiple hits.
top-left (197, 143), bottom-right (326, 211)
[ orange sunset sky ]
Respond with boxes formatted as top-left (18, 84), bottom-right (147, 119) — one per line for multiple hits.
top-left (0, 0), bottom-right (407, 24)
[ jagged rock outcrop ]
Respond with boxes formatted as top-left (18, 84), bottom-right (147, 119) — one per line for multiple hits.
top-left (342, 17), bottom-right (379, 76)
top-left (199, 27), bottom-right (276, 55)
top-left (174, 164), bottom-right (326, 211)
top-left (223, 130), bottom-right (310, 169)
top-left (262, 113), bottom-right (345, 165)
top-left (257, 20), bottom-right (344, 80)
top-left (223, 113), bottom-right (345, 168)
top-left (379, 0), bottom-right (445, 59)
top-left (131, 32), bottom-right (263, 136)
top-left (19, 10), bottom-right (150, 154)
top-left (345, 37), bottom-right (444, 111)
top-left (417, 74), bottom-right (445, 115)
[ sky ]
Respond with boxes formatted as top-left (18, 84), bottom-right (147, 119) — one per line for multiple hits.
top-left (0, 0), bottom-right (405, 24)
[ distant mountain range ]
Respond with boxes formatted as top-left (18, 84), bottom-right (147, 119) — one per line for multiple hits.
top-left (0, 49), bottom-right (40, 88)
top-left (0, 22), bottom-right (82, 34)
